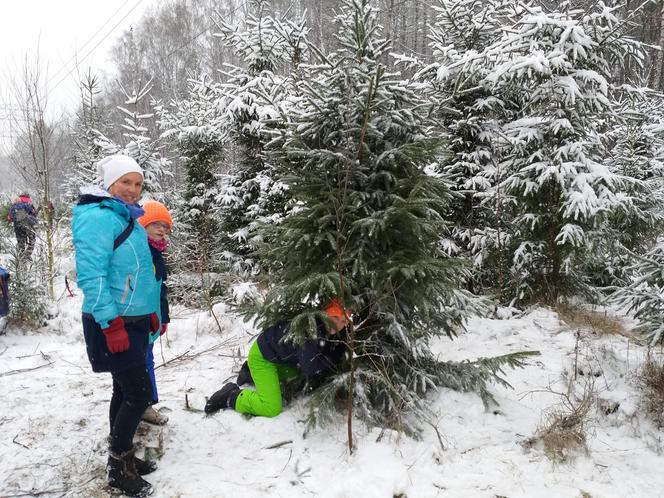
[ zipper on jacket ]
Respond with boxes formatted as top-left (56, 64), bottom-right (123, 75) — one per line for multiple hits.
top-left (120, 275), bottom-right (132, 304)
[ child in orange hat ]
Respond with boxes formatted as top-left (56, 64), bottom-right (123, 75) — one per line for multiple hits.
top-left (204, 299), bottom-right (350, 417)
top-left (138, 200), bottom-right (173, 425)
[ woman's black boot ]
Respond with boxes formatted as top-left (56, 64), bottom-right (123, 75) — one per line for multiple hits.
top-left (107, 446), bottom-right (154, 497)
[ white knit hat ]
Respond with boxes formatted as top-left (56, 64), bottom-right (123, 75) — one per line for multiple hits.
top-left (96, 155), bottom-right (144, 190)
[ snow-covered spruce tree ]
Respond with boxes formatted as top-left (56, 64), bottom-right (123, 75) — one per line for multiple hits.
top-left (417, 0), bottom-right (530, 299)
top-left (211, 0), bottom-right (303, 290)
top-left (7, 250), bottom-right (48, 328)
top-left (486, 5), bottom-right (636, 304)
top-left (249, 0), bottom-right (535, 441)
top-left (585, 87), bottom-right (664, 288)
top-left (430, 0), bottom-right (520, 52)
top-left (612, 244), bottom-right (664, 344)
top-left (96, 80), bottom-right (170, 196)
top-left (156, 75), bottom-right (226, 307)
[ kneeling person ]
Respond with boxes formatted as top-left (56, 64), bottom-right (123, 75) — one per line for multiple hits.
top-left (205, 300), bottom-right (349, 417)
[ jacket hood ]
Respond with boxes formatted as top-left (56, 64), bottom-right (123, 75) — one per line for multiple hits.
top-left (74, 185), bottom-right (129, 219)
top-left (78, 184), bottom-right (111, 200)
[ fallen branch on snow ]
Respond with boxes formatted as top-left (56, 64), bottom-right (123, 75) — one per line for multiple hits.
top-left (264, 440), bottom-right (292, 449)
top-left (2, 489), bottom-right (67, 497)
top-left (155, 339), bottom-right (237, 370)
top-left (0, 360), bottom-right (54, 377)
top-left (12, 434), bottom-right (29, 449)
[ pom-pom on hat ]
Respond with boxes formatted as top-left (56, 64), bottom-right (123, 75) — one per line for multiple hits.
top-left (96, 154), bottom-right (143, 190)
top-left (324, 298), bottom-right (351, 322)
top-left (138, 200), bottom-right (173, 229)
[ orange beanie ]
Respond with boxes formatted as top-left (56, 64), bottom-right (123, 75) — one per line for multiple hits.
top-left (138, 200), bottom-right (172, 229)
top-left (324, 298), bottom-right (351, 321)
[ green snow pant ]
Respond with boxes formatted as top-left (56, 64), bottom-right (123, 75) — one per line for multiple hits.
top-left (234, 341), bottom-right (299, 417)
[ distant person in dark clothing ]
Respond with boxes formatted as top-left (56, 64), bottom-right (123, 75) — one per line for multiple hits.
top-left (204, 300), bottom-right (350, 417)
top-left (8, 193), bottom-right (37, 255)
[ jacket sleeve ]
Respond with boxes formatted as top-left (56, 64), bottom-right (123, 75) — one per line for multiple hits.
top-left (297, 335), bottom-right (343, 376)
top-left (72, 209), bottom-right (120, 327)
top-left (160, 281), bottom-right (170, 324)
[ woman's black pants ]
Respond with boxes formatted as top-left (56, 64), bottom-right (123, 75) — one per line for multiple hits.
top-left (109, 364), bottom-right (153, 453)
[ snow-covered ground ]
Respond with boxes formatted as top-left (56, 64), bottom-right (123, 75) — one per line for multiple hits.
top-left (2, 283), bottom-right (664, 498)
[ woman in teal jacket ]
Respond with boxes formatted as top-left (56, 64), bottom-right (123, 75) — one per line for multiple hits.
top-left (72, 155), bottom-right (159, 498)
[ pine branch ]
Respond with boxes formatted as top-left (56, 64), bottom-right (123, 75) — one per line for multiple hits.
top-left (436, 350), bottom-right (540, 408)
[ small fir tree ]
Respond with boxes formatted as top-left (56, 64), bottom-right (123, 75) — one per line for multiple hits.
top-left (419, 0), bottom-right (529, 298)
top-left (157, 75), bottom-right (226, 306)
top-left (479, 5), bottom-right (636, 303)
top-left (212, 0), bottom-right (304, 286)
top-left (249, 0), bottom-right (535, 443)
top-left (7, 251), bottom-right (48, 328)
top-left (421, 1), bottom-right (654, 305)
top-left (498, 7), bottom-right (648, 302)
top-left (612, 242), bottom-right (664, 344)
top-left (586, 88), bottom-right (664, 288)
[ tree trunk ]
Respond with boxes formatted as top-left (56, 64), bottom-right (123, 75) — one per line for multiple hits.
top-left (413, 0), bottom-right (420, 55)
top-left (317, 0), bottom-right (325, 54)
top-left (422, 3), bottom-right (429, 59)
top-left (656, 1), bottom-right (664, 90)
top-left (648, 1), bottom-right (664, 89)
top-left (386, 0), bottom-right (396, 44)
top-left (346, 322), bottom-right (355, 452)
top-left (399, 1), bottom-right (407, 51)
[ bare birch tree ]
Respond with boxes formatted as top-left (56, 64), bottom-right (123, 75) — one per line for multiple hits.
top-left (5, 54), bottom-right (66, 299)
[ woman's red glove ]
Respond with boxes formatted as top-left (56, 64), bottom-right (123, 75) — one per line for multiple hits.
top-left (102, 317), bottom-right (129, 354)
top-left (160, 323), bottom-right (168, 336)
top-left (149, 313), bottom-right (160, 333)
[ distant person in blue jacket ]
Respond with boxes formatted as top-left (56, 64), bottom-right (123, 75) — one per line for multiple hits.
top-left (205, 300), bottom-right (350, 417)
top-left (72, 154), bottom-right (160, 498)
top-left (8, 193), bottom-right (37, 256)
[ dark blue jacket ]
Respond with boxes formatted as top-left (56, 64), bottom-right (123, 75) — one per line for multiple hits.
top-left (257, 320), bottom-right (345, 376)
top-left (149, 245), bottom-right (170, 325)
top-left (9, 201), bottom-right (37, 226)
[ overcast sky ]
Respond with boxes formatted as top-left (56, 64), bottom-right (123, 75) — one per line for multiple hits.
top-left (0, 0), bottom-right (157, 151)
